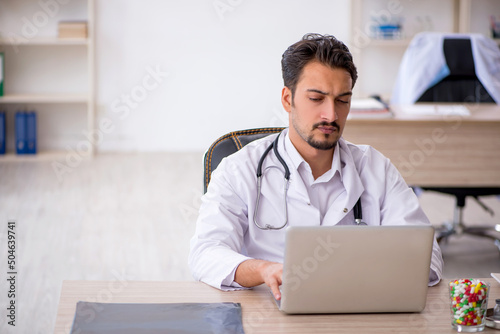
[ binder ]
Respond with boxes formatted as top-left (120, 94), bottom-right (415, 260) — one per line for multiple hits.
top-left (15, 111), bottom-right (27, 154)
top-left (0, 52), bottom-right (3, 97)
top-left (26, 111), bottom-right (37, 154)
top-left (0, 111), bottom-right (5, 154)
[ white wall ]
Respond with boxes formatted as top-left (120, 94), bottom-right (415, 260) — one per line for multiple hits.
top-left (95, 0), bottom-right (351, 152)
top-left (2, 0), bottom-right (497, 153)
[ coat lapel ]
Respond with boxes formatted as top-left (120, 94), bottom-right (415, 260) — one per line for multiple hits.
top-left (322, 138), bottom-right (365, 225)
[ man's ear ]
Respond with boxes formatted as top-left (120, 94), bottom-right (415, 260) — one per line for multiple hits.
top-left (281, 86), bottom-right (292, 113)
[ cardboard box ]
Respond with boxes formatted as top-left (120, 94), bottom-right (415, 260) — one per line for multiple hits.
top-left (58, 21), bottom-right (87, 39)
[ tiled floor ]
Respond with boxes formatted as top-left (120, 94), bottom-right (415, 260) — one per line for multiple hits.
top-left (0, 152), bottom-right (498, 333)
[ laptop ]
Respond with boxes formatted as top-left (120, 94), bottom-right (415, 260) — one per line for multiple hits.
top-left (275, 225), bottom-right (434, 314)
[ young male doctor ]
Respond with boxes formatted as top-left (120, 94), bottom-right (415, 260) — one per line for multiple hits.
top-left (189, 33), bottom-right (443, 300)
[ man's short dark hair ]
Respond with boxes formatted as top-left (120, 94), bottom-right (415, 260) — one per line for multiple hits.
top-left (281, 33), bottom-right (358, 96)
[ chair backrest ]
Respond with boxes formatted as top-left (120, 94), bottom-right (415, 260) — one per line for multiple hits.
top-left (203, 127), bottom-right (285, 193)
top-left (418, 38), bottom-right (494, 103)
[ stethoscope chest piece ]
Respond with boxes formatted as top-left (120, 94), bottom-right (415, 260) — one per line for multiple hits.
top-left (355, 219), bottom-right (367, 226)
top-left (353, 197), bottom-right (366, 225)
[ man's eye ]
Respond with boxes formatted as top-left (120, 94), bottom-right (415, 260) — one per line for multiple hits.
top-left (309, 97), bottom-right (322, 102)
top-left (338, 100), bottom-right (349, 104)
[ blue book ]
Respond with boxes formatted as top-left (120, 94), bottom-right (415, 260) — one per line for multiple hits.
top-left (26, 111), bottom-right (37, 154)
top-left (0, 111), bottom-right (5, 154)
top-left (0, 52), bottom-right (4, 97)
top-left (15, 111), bottom-right (27, 154)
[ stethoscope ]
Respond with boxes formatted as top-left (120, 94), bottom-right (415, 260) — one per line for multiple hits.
top-left (253, 131), bottom-right (365, 230)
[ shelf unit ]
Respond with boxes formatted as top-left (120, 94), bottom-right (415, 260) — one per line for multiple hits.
top-left (0, 94), bottom-right (89, 104)
top-left (0, 0), bottom-right (95, 161)
top-left (0, 37), bottom-right (89, 46)
top-left (349, 0), bottom-right (500, 99)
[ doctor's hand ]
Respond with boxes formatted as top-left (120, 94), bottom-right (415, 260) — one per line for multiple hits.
top-left (234, 259), bottom-right (283, 300)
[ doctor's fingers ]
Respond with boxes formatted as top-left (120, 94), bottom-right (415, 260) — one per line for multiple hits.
top-left (261, 262), bottom-right (283, 282)
top-left (262, 263), bottom-right (283, 300)
top-left (268, 279), bottom-right (282, 301)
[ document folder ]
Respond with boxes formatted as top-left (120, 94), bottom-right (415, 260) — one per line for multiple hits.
top-left (0, 52), bottom-right (4, 97)
top-left (0, 111), bottom-right (5, 154)
top-left (70, 301), bottom-right (245, 334)
top-left (26, 111), bottom-right (37, 154)
top-left (15, 111), bottom-right (27, 154)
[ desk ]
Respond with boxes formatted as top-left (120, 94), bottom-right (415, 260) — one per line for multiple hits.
top-left (343, 104), bottom-right (500, 187)
top-left (54, 278), bottom-right (498, 333)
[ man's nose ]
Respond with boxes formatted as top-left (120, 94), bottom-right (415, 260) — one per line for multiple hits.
top-left (320, 100), bottom-right (338, 122)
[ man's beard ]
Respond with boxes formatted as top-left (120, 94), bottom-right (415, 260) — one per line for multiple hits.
top-left (306, 134), bottom-right (337, 150)
top-left (293, 119), bottom-right (340, 151)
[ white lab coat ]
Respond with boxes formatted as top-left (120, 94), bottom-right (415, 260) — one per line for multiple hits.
top-left (391, 32), bottom-right (500, 104)
top-left (189, 129), bottom-right (443, 290)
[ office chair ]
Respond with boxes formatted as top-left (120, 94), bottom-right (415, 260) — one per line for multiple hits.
top-left (417, 38), bottom-right (494, 103)
top-left (203, 127), bottom-right (284, 193)
top-left (398, 34), bottom-right (500, 248)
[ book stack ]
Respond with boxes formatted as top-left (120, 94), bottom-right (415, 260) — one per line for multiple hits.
top-left (58, 21), bottom-right (87, 39)
top-left (348, 98), bottom-right (392, 119)
top-left (15, 111), bottom-right (37, 154)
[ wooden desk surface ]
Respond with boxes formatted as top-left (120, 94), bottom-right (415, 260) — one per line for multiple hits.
top-left (54, 278), bottom-right (499, 334)
top-left (343, 103), bottom-right (500, 187)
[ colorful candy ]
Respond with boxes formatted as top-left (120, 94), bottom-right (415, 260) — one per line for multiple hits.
top-left (449, 279), bottom-right (489, 328)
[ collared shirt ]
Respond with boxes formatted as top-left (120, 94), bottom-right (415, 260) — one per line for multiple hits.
top-left (188, 128), bottom-right (443, 290)
top-left (284, 133), bottom-right (346, 223)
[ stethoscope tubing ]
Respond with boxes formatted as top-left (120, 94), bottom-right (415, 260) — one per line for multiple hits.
top-left (254, 131), bottom-right (365, 230)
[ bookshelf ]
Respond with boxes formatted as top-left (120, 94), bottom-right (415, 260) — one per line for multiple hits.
top-left (349, 0), bottom-right (500, 99)
top-left (0, 94), bottom-right (88, 104)
top-left (0, 37), bottom-right (89, 46)
top-left (0, 0), bottom-right (95, 161)
top-left (0, 150), bottom-right (69, 162)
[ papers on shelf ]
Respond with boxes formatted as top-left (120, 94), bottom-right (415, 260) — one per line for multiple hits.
top-left (351, 98), bottom-right (387, 110)
top-left (491, 273), bottom-right (500, 284)
top-left (398, 104), bottom-right (471, 116)
top-left (348, 98), bottom-right (392, 119)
